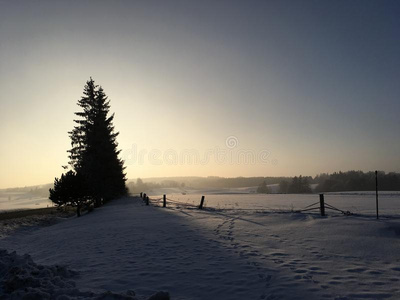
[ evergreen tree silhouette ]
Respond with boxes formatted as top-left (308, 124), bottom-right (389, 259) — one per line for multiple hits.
top-left (68, 78), bottom-right (127, 206)
top-left (49, 171), bottom-right (89, 217)
top-left (279, 180), bottom-right (289, 193)
top-left (68, 79), bottom-right (97, 171)
top-left (287, 175), bottom-right (311, 193)
top-left (257, 180), bottom-right (269, 194)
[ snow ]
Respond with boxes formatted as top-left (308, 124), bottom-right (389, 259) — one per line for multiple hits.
top-left (0, 249), bottom-right (148, 299)
top-left (0, 213), bottom-right (68, 239)
top-left (147, 190), bottom-right (400, 217)
top-left (1, 194), bottom-right (400, 299)
top-left (0, 190), bottom-right (52, 212)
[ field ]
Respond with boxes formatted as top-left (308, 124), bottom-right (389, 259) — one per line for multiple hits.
top-left (0, 190), bottom-right (52, 212)
top-left (147, 188), bottom-right (400, 217)
top-left (1, 191), bottom-right (400, 299)
top-left (2, 185), bottom-right (400, 218)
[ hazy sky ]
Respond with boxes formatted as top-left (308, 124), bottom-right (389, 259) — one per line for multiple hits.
top-left (1, 0), bottom-right (399, 188)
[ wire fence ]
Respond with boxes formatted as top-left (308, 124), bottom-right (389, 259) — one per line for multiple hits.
top-left (146, 195), bottom-right (200, 209)
top-left (134, 192), bottom-right (384, 218)
top-left (131, 191), bottom-right (400, 219)
top-left (295, 200), bottom-right (352, 215)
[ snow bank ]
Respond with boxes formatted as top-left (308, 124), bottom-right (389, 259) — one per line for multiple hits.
top-left (0, 249), bottom-right (169, 300)
top-left (0, 212), bottom-right (73, 238)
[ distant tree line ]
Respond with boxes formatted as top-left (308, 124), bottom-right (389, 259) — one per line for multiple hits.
top-left (314, 171), bottom-right (400, 192)
top-left (132, 171), bottom-right (400, 195)
top-left (256, 176), bottom-right (313, 194)
top-left (49, 78), bottom-right (127, 216)
top-left (127, 178), bottom-right (185, 194)
top-left (195, 176), bottom-right (291, 188)
top-left (135, 176), bottom-right (292, 190)
top-left (257, 171), bottom-right (400, 194)
top-left (278, 175), bottom-right (312, 194)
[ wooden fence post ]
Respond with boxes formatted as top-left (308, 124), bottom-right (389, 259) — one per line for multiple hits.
top-left (199, 196), bottom-right (205, 209)
top-left (375, 170), bottom-right (379, 220)
top-left (163, 194), bottom-right (166, 208)
top-left (319, 194), bottom-right (325, 216)
top-left (146, 196), bottom-right (149, 206)
top-left (140, 192), bottom-right (142, 198)
top-left (143, 193), bottom-right (146, 201)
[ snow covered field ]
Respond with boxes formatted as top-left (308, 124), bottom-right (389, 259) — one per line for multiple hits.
top-left (2, 185), bottom-right (399, 217)
top-left (146, 189), bottom-right (400, 217)
top-left (1, 195), bottom-right (400, 299)
top-left (0, 190), bottom-right (52, 211)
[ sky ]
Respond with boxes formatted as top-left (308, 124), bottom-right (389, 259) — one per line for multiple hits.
top-left (0, 0), bottom-right (399, 188)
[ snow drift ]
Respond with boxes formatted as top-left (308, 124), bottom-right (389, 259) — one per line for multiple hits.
top-left (0, 249), bottom-right (169, 300)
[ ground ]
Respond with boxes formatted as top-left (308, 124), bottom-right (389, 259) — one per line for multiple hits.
top-left (1, 196), bottom-right (400, 299)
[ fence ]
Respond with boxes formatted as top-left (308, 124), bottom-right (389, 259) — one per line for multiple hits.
top-left (294, 194), bottom-right (352, 216)
top-left (138, 192), bottom-right (206, 210)
top-left (131, 190), bottom-right (400, 219)
top-left (135, 192), bottom-right (372, 218)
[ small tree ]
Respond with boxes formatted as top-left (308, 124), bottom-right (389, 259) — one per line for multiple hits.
top-left (257, 180), bottom-right (270, 194)
top-left (300, 176), bottom-right (312, 193)
top-left (279, 180), bottom-right (289, 193)
top-left (288, 176), bottom-right (299, 193)
top-left (288, 175), bottom-right (312, 193)
top-left (49, 171), bottom-right (89, 217)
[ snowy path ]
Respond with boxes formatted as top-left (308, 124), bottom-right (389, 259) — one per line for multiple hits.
top-left (1, 196), bottom-right (400, 299)
top-left (198, 210), bottom-right (400, 299)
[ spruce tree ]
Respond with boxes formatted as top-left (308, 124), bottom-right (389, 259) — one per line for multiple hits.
top-left (68, 79), bottom-right (96, 171)
top-left (68, 78), bottom-right (127, 206)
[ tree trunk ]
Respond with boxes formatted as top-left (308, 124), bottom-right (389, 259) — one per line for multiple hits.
top-left (95, 197), bottom-right (101, 208)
